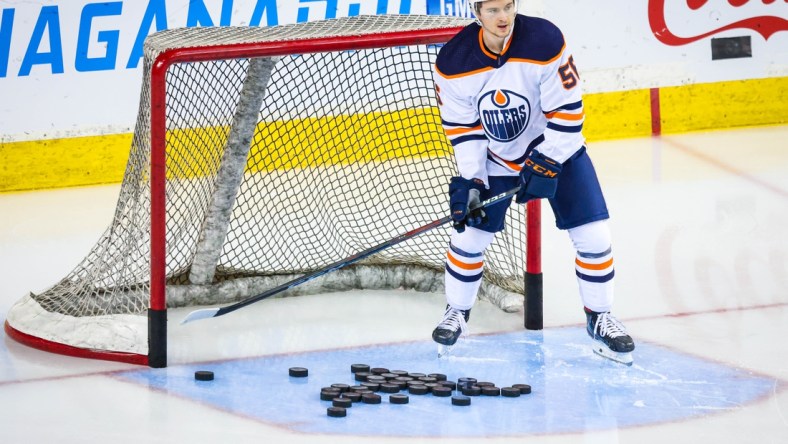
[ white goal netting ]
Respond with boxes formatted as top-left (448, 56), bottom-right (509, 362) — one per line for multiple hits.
top-left (6, 15), bottom-right (531, 364)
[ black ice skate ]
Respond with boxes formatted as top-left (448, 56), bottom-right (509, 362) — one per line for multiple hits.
top-left (432, 305), bottom-right (470, 358)
top-left (585, 309), bottom-right (635, 366)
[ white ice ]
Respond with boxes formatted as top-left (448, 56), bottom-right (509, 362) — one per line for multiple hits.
top-left (1, 127), bottom-right (787, 443)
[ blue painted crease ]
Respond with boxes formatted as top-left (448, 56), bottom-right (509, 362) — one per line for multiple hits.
top-left (116, 327), bottom-right (776, 437)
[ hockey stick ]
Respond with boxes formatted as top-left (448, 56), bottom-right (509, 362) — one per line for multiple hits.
top-left (181, 186), bottom-right (521, 324)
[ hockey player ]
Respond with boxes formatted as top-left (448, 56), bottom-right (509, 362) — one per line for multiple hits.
top-left (431, 0), bottom-right (635, 365)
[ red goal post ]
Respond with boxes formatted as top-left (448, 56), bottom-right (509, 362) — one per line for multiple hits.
top-left (5, 15), bottom-right (543, 368)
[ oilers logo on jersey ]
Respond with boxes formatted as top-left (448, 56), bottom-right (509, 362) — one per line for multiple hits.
top-left (478, 89), bottom-right (531, 143)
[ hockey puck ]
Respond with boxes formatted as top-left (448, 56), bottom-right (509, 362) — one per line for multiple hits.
top-left (332, 397), bottom-right (352, 408)
top-left (512, 384), bottom-right (532, 394)
top-left (428, 373), bottom-right (447, 381)
top-left (321, 389), bottom-right (341, 401)
top-left (481, 386), bottom-right (501, 396)
top-left (327, 407), bottom-right (346, 418)
top-left (391, 380), bottom-right (408, 390)
top-left (361, 382), bottom-right (380, 391)
top-left (350, 364), bottom-right (370, 373)
top-left (194, 370), bottom-right (214, 381)
top-left (408, 385), bottom-right (429, 395)
top-left (457, 377), bottom-right (477, 389)
top-left (380, 373), bottom-right (399, 380)
top-left (330, 383), bottom-right (350, 393)
top-left (389, 394), bottom-right (409, 404)
top-left (353, 389), bottom-right (373, 397)
top-left (476, 381), bottom-right (494, 387)
top-left (288, 367), bottom-right (308, 377)
top-left (440, 381), bottom-right (457, 390)
top-left (361, 393), bottom-right (382, 404)
top-left (407, 372), bottom-right (426, 379)
top-left (501, 387), bottom-right (521, 397)
top-left (379, 383), bottom-right (400, 393)
top-left (394, 376), bottom-right (413, 382)
top-left (390, 370), bottom-right (409, 377)
top-left (340, 392), bottom-right (362, 402)
top-left (354, 371), bottom-right (371, 382)
top-left (432, 386), bottom-right (452, 397)
top-left (370, 367), bottom-right (389, 375)
top-left (417, 376), bottom-right (437, 383)
top-left (461, 386), bottom-right (481, 396)
top-left (451, 395), bottom-right (471, 406)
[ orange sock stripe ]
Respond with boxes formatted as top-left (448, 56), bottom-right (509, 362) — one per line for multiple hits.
top-left (447, 251), bottom-right (484, 270)
top-left (575, 257), bottom-right (614, 271)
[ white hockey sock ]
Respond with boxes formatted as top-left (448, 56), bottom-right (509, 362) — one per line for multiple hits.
top-left (575, 247), bottom-right (615, 312)
top-left (444, 228), bottom-right (495, 310)
top-left (568, 220), bottom-right (615, 312)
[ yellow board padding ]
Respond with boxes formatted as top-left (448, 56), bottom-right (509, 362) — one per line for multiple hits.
top-left (1, 76), bottom-right (785, 192)
top-left (161, 108), bottom-right (451, 180)
top-left (660, 76), bottom-right (788, 134)
top-left (0, 133), bottom-right (132, 192)
top-left (245, 108), bottom-right (451, 173)
top-left (583, 89), bottom-right (653, 141)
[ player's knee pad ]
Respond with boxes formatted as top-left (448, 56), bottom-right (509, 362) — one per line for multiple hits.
top-left (450, 226), bottom-right (495, 255)
top-left (567, 220), bottom-right (612, 255)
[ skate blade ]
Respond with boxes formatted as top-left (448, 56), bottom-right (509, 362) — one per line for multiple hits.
top-left (437, 344), bottom-right (453, 358)
top-left (591, 342), bottom-right (633, 366)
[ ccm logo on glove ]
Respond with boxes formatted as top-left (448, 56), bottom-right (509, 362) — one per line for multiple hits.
top-left (524, 157), bottom-right (560, 177)
top-left (516, 151), bottom-right (562, 204)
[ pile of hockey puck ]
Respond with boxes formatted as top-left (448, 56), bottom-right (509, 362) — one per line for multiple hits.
top-left (290, 364), bottom-right (531, 418)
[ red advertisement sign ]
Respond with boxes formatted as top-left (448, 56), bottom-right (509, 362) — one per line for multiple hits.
top-left (649, 0), bottom-right (788, 45)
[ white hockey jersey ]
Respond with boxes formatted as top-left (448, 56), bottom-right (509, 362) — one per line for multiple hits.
top-left (433, 14), bottom-right (585, 185)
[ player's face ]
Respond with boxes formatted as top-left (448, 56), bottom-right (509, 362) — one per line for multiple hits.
top-left (476, 0), bottom-right (517, 41)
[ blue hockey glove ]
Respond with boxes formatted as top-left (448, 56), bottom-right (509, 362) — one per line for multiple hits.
top-left (515, 151), bottom-right (563, 204)
top-left (448, 176), bottom-right (487, 233)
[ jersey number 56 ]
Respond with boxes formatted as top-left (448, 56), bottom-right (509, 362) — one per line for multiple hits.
top-left (558, 55), bottom-right (580, 90)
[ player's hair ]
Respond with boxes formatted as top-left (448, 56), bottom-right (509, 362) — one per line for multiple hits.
top-left (469, 0), bottom-right (518, 16)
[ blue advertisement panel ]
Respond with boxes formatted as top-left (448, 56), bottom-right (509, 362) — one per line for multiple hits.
top-left (0, 0), bottom-right (420, 79)
top-left (0, 0), bottom-right (421, 140)
top-left (426, 0), bottom-right (473, 18)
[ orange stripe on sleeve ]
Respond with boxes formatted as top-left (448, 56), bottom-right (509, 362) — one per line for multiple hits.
top-left (545, 111), bottom-right (585, 121)
top-left (445, 125), bottom-right (483, 136)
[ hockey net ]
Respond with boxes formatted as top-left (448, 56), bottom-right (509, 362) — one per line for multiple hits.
top-left (4, 15), bottom-right (540, 367)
